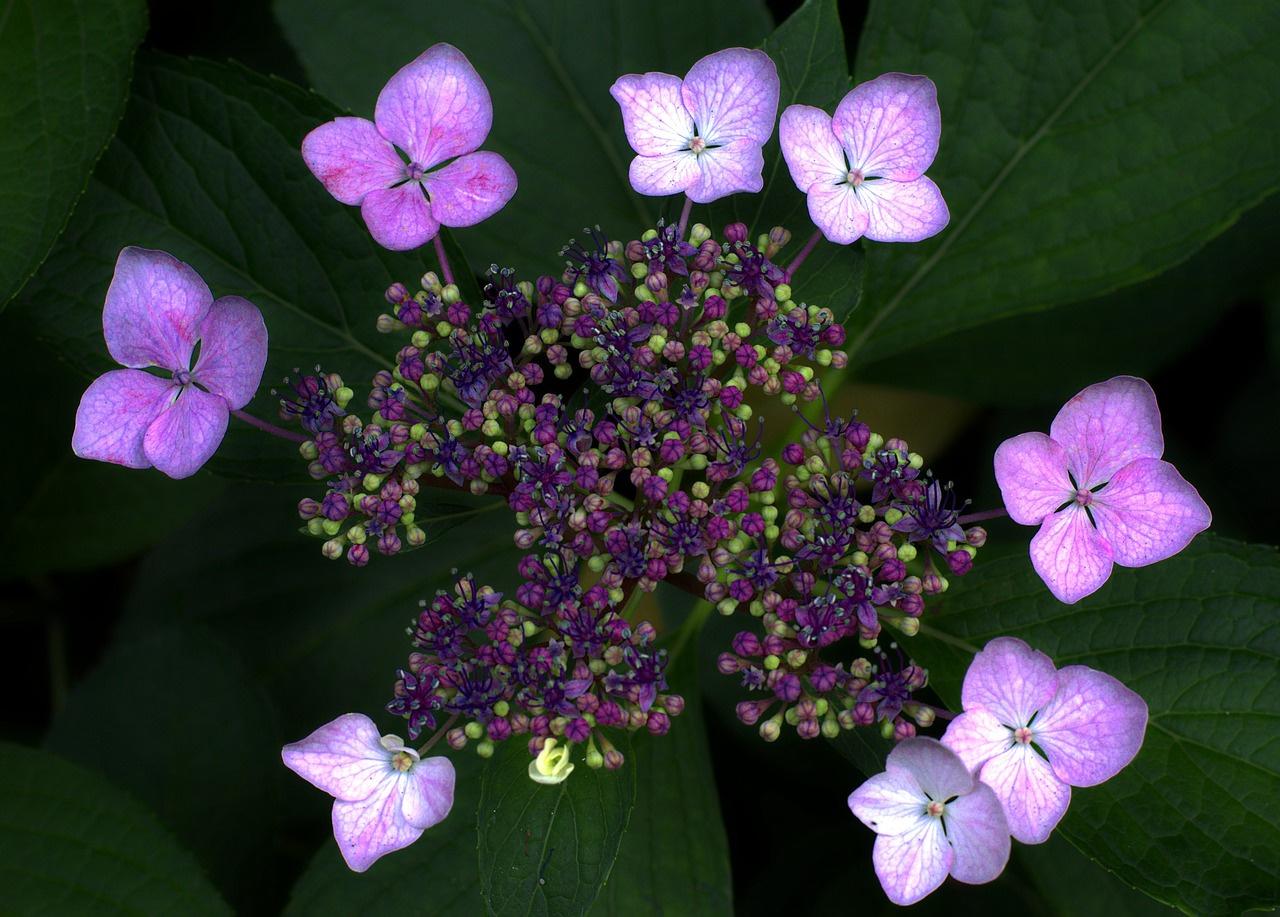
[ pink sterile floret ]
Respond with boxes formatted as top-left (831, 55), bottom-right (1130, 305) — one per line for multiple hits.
top-left (941, 637), bottom-right (1148, 844)
top-left (282, 712), bottom-right (456, 872)
top-left (849, 736), bottom-right (1010, 906)
top-left (71, 246), bottom-right (268, 480)
top-left (779, 72), bottom-right (949, 244)
top-left (993, 375), bottom-right (1212, 604)
top-left (302, 43), bottom-right (517, 251)
top-left (610, 47), bottom-right (780, 204)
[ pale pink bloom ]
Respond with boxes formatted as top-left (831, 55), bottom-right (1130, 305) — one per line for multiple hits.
top-left (849, 737), bottom-right (1010, 905)
top-left (610, 48), bottom-right (779, 203)
top-left (994, 375), bottom-right (1212, 604)
top-left (779, 72), bottom-right (949, 244)
top-left (282, 713), bottom-right (455, 872)
top-left (941, 637), bottom-right (1148, 844)
top-left (302, 43), bottom-right (517, 251)
top-left (71, 247), bottom-right (267, 479)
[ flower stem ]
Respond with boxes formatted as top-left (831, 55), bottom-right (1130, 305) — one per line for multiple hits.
top-left (433, 234), bottom-right (455, 287)
top-left (782, 229), bottom-right (824, 282)
top-left (958, 507), bottom-right (1008, 525)
top-left (230, 409), bottom-right (309, 443)
top-left (419, 713), bottom-right (460, 755)
top-left (677, 195), bottom-right (694, 238)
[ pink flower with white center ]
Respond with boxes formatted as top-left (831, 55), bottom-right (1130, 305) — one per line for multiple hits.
top-left (610, 48), bottom-right (779, 203)
top-left (994, 375), bottom-right (1212, 604)
top-left (849, 737), bottom-right (1010, 906)
top-left (71, 247), bottom-right (268, 480)
top-left (282, 713), bottom-right (455, 872)
top-left (941, 637), bottom-right (1148, 844)
top-left (778, 72), bottom-right (949, 244)
top-left (301, 43), bottom-right (517, 251)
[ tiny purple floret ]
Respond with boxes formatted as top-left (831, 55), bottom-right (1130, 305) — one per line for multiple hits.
top-left (993, 375), bottom-right (1212, 604)
top-left (71, 247), bottom-right (268, 479)
top-left (301, 43), bottom-right (517, 251)
top-left (779, 73), bottom-right (949, 244)
top-left (610, 48), bottom-right (780, 203)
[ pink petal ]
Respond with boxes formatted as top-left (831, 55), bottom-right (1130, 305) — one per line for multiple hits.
top-left (419, 151), bottom-right (517, 227)
top-left (858, 175), bottom-right (950, 242)
top-left (72, 369), bottom-right (176, 469)
top-left (941, 708), bottom-right (1013, 774)
top-left (400, 756), bottom-right (455, 830)
top-left (360, 184), bottom-right (440, 251)
top-left (142, 387), bottom-right (229, 479)
top-left (331, 779), bottom-right (421, 872)
top-left (993, 431), bottom-right (1073, 525)
top-left (871, 819), bottom-right (952, 906)
top-left (960, 637), bottom-right (1059, 727)
top-left (627, 149), bottom-right (701, 199)
top-left (301, 117), bottom-right (406, 206)
top-left (281, 713), bottom-right (392, 802)
top-left (192, 296), bottom-right (268, 410)
top-left (1029, 506), bottom-right (1115, 604)
top-left (1050, 376), bottom-right (1164, 489)
top-left (610, 71), bottom-right (694, 157)
top-left (943, 781), bottom-right (1011, 885)
top-left (375, 43), bottom-right (493, 169)
top-left (888, 735), bottom-right (975, 801)
top-left (779, 104), bottom-right (848, 195)
top-left (848, 769), bottom-right (927, 837)
top-left (832, 73), bottom-right (941, 180)
top-left (104, 247), bottom-right (212, 371)
top-left (804, 180), bottom-right (870, 245)
top-left (681, 48), bottom-right (778, 147)
top-left (686, 137), bottom-right (765, 203)
top-left (977, 744), bottom-right (1071, 844)
top-left (1090, 458), bottom-right (1213, 567)
top-left (1034, 665), bottom-right (1148, 787)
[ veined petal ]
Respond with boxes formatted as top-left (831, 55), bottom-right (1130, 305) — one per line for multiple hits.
top-left (360, 184), bottom-right (440, 251)
top-left (281, 713), bottom-right (396, 802)
top-left (943, 782), bottom-right (1011, 885)
top-left (142, 387), bottom-right (229, 479)
top-left (301, 117), bottom-right (406, 206)
top-left (960, 637), bottom-right (1059, 727)
top-left (993, 431), bottom-right (1073, 525)
top-left (858, 175), bottom-right (950, 242)
top-left (681, 48), bottom-right (778, 146)
top-left (833, 73), bottom-right (941, 180)
top-left (419, 151), bottom-right (517, 227)
top-left (72, 370), bottom-right (175, 469)
top-left (1090, 458), bottom-right (1212, 567)
top-left (1029, 505), bottom-right (1115, 604)
top-left (104, 247), bottom-right (212, 372)
top-left (192, 296), bottom-right (268, 410)
top-left (804, 180), bottom-right (870, 245)
top-left (627, 148), bottom-right (701, 199)
top-left (686, 137), bottom-right (764, 203)
top-left (400, 756), bottom-right (456, 830)
top-left (848, 769), bottom-right (928, 837)
top-left (887, 736), bottom-right (975, 801)
top-left (941, 708), bottom-right (1014, 774)
top-left (375, 43), bottom-right (493, 169)
top-left (610, 72), bottom-right (695, 157)
top-left (871, 817), bottom-right (952, 906)
top-left (1035, 665), bottom-right (1148, 787)
top-left (1050, 376), bottom-right (1164, 488)
top-left (331, 779), bottom-right (421, 872)
top-left (977, 743), bottom-right (1070, 844)
top-left (779, 104), bottom-right (848, 195)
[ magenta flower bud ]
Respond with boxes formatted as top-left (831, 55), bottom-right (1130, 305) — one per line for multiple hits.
top-left (647, 711), bottom-right (671, 735)
top-left (947, 549), bottom-right (973, 575)
top-left (603, 749), bottom-right (625, 771)
top-left (564, 717), bottom-right (592, 743)
top-left (717, 653), bottom-right (741, 674)
top-left (773, 673), bottom-right (803, 702)
top-left (347, 544), bottom-right (370, 567)
top-left (662, 694), bottom-right (685, 717)
top-left (894, 721), bottom-right (918, 741)
top-left (796, 718), bottom-right (820, 740)
top-left (732, 631), bottom-right (762, 656)
top-left (298, 497), bottom-right (321, 519)
top-left (854, 702), bottom-right (876, 726)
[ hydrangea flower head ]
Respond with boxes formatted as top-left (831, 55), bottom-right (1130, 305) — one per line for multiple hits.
top-left (941, 637), bottom-right (1148, 844)
top-left (849, 736), bottom-right (1010, 905)
top-left (71, 247), bottom-right (268, 479)
top-left (994, 375), bottom-right (1212, 603)
top-left (779, 73), bottom-right (949, 243)
top-left (302, 43), bottom-right (518, 251)
top-left (282, 713), bottom-right (455, 872)
top-left (610, 48), bottom-right (779, 203)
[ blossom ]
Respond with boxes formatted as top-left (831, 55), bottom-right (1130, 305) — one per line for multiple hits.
top-left (301, 43), bottom-right (517, 251)
top-left (528, 738), bottom-right (574, 785)
top-left (610, 48), bottom-right (779, 203)
top-left (849, 737), bottom-right (1010, 905)
top-left (282, 713), bottom-right (455, 872)
top-left (71, 247), bottom-right (268, 479)
top-left (993, 375), bottom-right (1212, 603)
top-left (779, 73), bottom-right (949, 243)
top-left (941, 637), bottom-right (1148, 844)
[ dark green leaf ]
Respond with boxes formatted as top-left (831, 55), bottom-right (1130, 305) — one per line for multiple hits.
top-left (0, 0), bottom-right (147, 308)
top-left (478, 733), bottom-right (635, 917)
top-left (0, 741), bottom-right (230, 915)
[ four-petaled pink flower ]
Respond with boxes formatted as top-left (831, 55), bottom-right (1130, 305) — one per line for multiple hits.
top-left (941, 637), bottom-right (1148, 844)
top-left (71, 247), bottom-right (268, 480)
top-left (849, 736), bottom-right (1010, 906)
top-left (779, 73), bottom-right (949, 244)
top-left (282, 713), bottom-right (455, 872)
top-left (610, 48), bottom-right (780, 203)
top-left (301, 43), bottom-right (517, 251)
top-left (994, 375), bottom-right (1212, 604)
